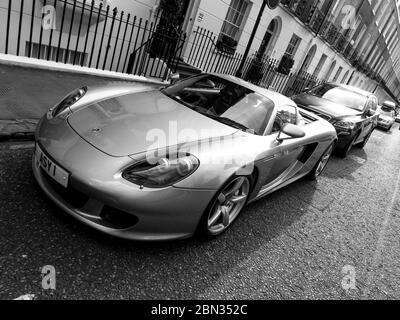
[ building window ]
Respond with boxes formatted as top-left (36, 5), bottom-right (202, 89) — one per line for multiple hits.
top-left (333, 66), bottom-right (343, 82)
top-left (220, 0), bottom-right (250, 41)
top-left (341, 70), bottom-right (349, 83)
top-left (313, 54), bottom-right (327, 78)
top-left (26, 42), bottom-right (88, 66)
top-left (325, 60), bottom-right (336, 81)
top-left (285, 34), bottom-right (301, 58)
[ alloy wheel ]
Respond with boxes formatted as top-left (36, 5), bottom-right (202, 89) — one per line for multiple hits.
top-left (342, 134), bottom-right (358, 157)
top-left (207, 177), bottom-right (250, 235)
top-left (315, 145), bottom-right (333, 177)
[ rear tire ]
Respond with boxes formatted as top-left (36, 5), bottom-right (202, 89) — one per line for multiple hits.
top-left (308, 142), bottom-right (334, 181)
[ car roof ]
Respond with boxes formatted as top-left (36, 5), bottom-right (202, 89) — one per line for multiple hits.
top-left (328, 83), bottom-right (374, 97)
top-left (211, 73), bottom-right (296, 107)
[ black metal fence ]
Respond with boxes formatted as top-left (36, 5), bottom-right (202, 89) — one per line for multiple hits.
top-left (0, 0), bottom-right (186, 80)
top-left (185, 26), bottom-right (324, 96)
top-left (0, 0), bottom-right (323, 94)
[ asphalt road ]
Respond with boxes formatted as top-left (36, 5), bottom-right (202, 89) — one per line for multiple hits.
top-left (1, 125), bottom-right (400, 300)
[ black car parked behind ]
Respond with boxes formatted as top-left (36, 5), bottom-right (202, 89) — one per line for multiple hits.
top-left (292, 83), bottom-right (379, 158)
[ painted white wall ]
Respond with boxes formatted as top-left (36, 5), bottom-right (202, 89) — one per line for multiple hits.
top-left (111, 0), bottom-right (158, 19)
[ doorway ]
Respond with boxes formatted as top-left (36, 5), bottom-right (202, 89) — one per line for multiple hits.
top-left (299, 44), bottom-right (317, 74)
top-left (258, 19), bottom-right (278, 58)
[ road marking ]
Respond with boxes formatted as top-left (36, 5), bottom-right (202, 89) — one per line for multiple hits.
top-left (14, 294), bottom-right (35, 300)
top-left (363, 165), bottom-right (400, 298)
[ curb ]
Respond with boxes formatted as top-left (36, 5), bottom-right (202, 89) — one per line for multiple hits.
top-left (0, 54), bottom-right (169, 86)
top-left (0, 132), bottom-right (35, 142)
top-left (0, 119), bottom-right (38, 142)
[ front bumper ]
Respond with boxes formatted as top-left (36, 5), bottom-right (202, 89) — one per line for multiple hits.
top-left (32, 150), bottom-right (216, 241)
top-left (377, 120), bottom-right (393, 129)
top-left (32, 118), bottom-right (216, 241)
top-left (334, 128), bottom-right (356, 150)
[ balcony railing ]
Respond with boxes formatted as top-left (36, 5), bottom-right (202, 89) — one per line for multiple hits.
top-left (282, 2), bottom-right (364, 65)
top-left (308, 8), bottom-right (324, 33)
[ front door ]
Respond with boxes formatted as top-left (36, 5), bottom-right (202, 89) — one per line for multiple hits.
top-left (150, 0), bottom-right (191, 58)
top-left (259, 105), bottom-right (305, 187)
top-left (258, 20), bottom-right (276, 58)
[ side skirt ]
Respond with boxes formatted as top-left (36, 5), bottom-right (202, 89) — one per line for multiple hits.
top-left (250, 161), bottom-right (308, 203)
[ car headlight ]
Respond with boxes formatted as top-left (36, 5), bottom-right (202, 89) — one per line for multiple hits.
top-left (122, 154), bottom-right (199, 188)
top-left (47, 87), bottom-right (87, 119)
top-left (334, 120), bottom-right (355, 130)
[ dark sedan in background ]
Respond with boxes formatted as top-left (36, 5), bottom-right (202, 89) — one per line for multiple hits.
top-left (292, 83), bottom-right (379, 158)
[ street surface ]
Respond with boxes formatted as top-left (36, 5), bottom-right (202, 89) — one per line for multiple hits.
top-left (1, 125), bottom-right (400, 299)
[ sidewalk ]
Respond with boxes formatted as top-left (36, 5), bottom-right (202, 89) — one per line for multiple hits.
top-left (0, 63), bottom-right (157, 140)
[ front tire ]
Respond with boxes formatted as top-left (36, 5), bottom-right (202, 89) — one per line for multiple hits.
top-left (199, 175), bottom-right (251, 238)
top-left (308, 143), bottom-right (334, 181)
top-left (336, 132), bottom-right (359, 158)
top-left (355, 129), bottom-right (373, 149)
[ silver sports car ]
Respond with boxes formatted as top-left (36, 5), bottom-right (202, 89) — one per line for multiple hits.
top-left (33, 73), bottom-right (337, 241)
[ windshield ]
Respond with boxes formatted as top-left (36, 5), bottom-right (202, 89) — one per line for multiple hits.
top-left (162, 75), bottom-right (275, 135)
top-left (308, 84), bottom-right (368, 111)
top-left (381, 105), bottom-right (394, 113)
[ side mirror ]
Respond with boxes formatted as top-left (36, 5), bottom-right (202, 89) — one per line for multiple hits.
top-left (169, 73), bottom-right (180, 85)
top-left (277, 123), bottom-right (306, 142)
top-left (365, 108), bottom-right (375, 117)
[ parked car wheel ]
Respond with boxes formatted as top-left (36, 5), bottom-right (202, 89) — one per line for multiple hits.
top-left (387, 125), bottom-right (392, 132)
top-left (308, 143), bottom-right (334, 181)
top-left (199, 175), bottom-right (251, 238)
top-left (336, 132), bottom-right (359, 158)
top-left (356, 129), bottom-right (373, 149)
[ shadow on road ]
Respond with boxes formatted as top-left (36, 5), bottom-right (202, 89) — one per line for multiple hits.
top-left (34, 169), bottom-right (318, 298)
top-left (323, 148), bottom-right (368, 181)
top-left (0, 146), bottom-right (319, 299)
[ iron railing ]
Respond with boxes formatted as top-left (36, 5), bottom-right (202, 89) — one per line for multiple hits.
top-left (185, 26), bottom-right (325, 96)
top-left (282, 0), bottom-right (362, 60)
top-left (1, 0), bottom-right (326, 95)
top-left (0, 0), bottom-right (186, 80)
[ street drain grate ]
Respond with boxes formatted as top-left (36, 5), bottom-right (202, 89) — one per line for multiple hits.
top-left (0, 86), bottom-right (13, 97)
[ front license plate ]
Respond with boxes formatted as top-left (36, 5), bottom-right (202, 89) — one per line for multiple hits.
top-left (35, 145), bottom-right (69, 188)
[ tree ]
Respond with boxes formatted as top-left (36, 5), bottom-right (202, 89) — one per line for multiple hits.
top-left (159, 0), bottom-right (187, 27)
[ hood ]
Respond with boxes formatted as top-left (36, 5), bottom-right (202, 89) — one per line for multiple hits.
top-left (378, 113), bottom-right (393, 121)
top-left (67, 90), bottom-right (237, 157)
top-left (293, 94), bottom-right (361, 119)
